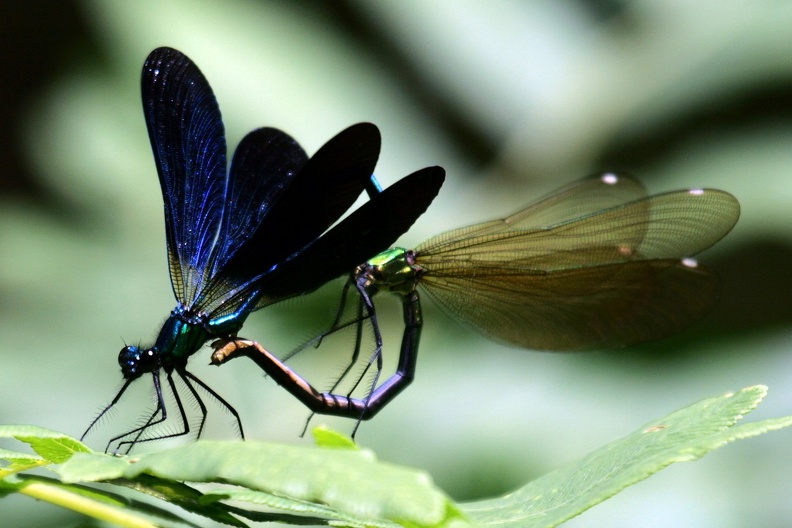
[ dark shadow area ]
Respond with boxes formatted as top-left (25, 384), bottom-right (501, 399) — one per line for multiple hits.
top-left (605, 237), bottom-right (792, 363)
top-left (0, 1), bottom-right (94, 198)
top-left (597, 80), bottom-right (792, 175)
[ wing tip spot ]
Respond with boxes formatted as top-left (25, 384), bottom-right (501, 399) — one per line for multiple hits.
top-left (617, 245), bottom-right (633, 257)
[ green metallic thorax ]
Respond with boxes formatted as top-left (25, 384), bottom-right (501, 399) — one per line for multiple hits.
top-left (153, 312), bottom-right (212, 364)
top-left (153, 305), bottom-right (248, 366)
top-left (355, 247), bottom-right (420, 296)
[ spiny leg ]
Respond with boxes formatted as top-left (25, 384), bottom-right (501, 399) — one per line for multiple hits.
top-left (350, 321), bottom-right (384, 436)
top-left (344, 289), bottom-right (384, 398)
top-left (107, 370), bottom-right (168, 454)
top-left (300, 289), bottom-right (374, 436)
top-left (279, 313), bottom-right (365, 365)
top-left (318, 284), bottom-right (375, 399)
top-left (176, 368), bottom-right (209, 440)
top-left (344, 290), bottom-right (423, 424)
top-left (280, 280), bottom-right (364, 364)
top-left (81, 377), bottom-right (136, 445)
top-left (312, 280), bottom-right (352, 351)
top-left (182, 368), bottom-right (245, 439)
top-left (114, 369), bottom-right (190, 454)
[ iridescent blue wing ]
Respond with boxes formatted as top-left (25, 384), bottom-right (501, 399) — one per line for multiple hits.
top-left (252, 166), bottom-right (445, 306)
top-left (199, 123), bottom-right (382, 317)
top-left (207, 127), bottom-right (308, 281)
top-left (141, 47), bottom-right (227, 306)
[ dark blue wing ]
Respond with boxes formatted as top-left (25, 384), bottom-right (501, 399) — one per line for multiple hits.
top-left (142, 47), bottom-right (227, 306)
top-left (198, 123), bottom-right (382, 317)
top-left (207, 127), bottom-right (308, 281)
top-left (233, 123), bottom-right (381, 271)
top-left (253, 166), bottom-right (445, 307)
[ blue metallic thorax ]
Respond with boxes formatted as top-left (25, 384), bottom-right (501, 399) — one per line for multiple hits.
top-left (153, 310), bottom-right (212, 363)
top-left (205, 295), bottom-right (258, 336)
top-left (118, 305), bottom-right (249, 379)
top-left (157, 305), bottom-right (251, 361)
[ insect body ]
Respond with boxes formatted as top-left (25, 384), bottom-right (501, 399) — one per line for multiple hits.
top-left (82, 47), bottom-right (444, 452)
top-left (213, 173), bottom-right (740, 424)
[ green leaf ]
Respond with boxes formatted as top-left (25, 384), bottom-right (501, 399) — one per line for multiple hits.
top-left (56, 452), bottom-right (131, 481)
top-left (128, 442), bottom-right (453, 527)
top-left (461, 385), bottom-right (792, 528)
top-left (0, 424), bottom-right (91, 463)
top-left (8, 385), bottom-right (792, 527)
top-left (60, 440), bottom-right (460, 527)
top-left (10, 477), bottom-right (167, 528)
top-left (312, 425), bottom-right (359, 450)
top-left (19, 475), bottom-right (128, 508)
top-left (202, 487), bottom-right (402, 528)
top-left (0, 446), bottom-right (44, 470)
top-left (118, 474), bottom-right (250, 528)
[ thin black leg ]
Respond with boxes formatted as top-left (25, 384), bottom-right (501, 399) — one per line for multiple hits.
top-left (81, 377), bottom-right (136, 444)
top-left (182, 368), bottom-right (245, 440)
top-left (359, 290), bottom-right (422, 416)
top-left (108, 370), bottom-right (170, 454)
top-left (333, 283), bottom-right (376, 396)
top-left (114, 370), bottom-right (191, 453)
top-left (309, 280), bottom-right (352, 353)
top-left (280, 281), bottom-right (363, 364)
top-left (177, 368), bottom-right (208, 440)
top-left (300, 284), bottom-right (380, 435)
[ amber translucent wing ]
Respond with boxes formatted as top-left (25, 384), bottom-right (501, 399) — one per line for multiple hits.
top-left (433, 173), bottom-right (648, 243)
top-left (419, 259), bottom-right (718, 350)
top-left (415, 187), bottom-right (740, 350)
top-left (417, 189), bottom-right (739, 266)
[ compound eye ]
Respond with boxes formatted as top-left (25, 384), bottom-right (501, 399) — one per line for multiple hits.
top-left (118, 346), bottom-right (158, 379)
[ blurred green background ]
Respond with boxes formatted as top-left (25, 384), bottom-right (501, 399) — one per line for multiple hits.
top-left (2, 1), bottom-right (792, 526)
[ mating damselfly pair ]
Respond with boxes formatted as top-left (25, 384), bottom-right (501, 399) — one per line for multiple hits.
top-left (81, 47), bottom-right (739, 453)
